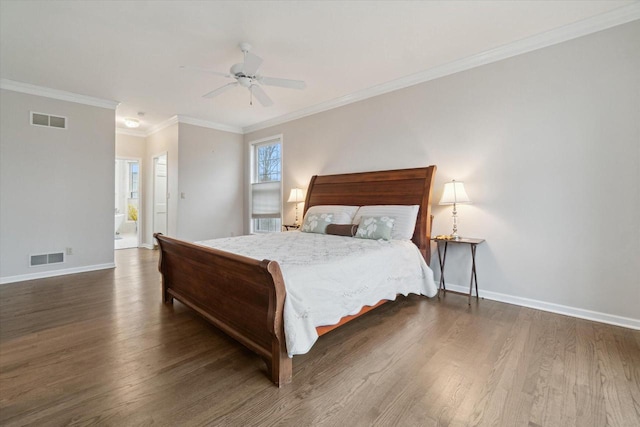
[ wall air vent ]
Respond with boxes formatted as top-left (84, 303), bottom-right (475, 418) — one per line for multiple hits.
top-left (30, 112), bottom-right (67, 129)
top-left (29, 252), bottom-right (65, 267)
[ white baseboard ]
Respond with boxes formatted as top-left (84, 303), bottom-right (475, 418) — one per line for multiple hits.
top-left (0, 263), bottom-right (116, 285)
top-left (2, 259), bottom-right (635, 330)
top-left (442, 283), bottom-right (640, 330)
top-left (140, 243), bottom-right (155, 250)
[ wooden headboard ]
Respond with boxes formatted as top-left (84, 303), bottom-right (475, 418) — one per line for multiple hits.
top-left (303, 165), bottom-right (437, 264)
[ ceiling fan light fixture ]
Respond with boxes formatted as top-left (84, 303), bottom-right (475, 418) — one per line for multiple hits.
top-left (124, 118), bottom-right (140, 128)
top-left (237, 76), bottom-right (252, 87)
top-left (230, 63), bottom-right (243, 76)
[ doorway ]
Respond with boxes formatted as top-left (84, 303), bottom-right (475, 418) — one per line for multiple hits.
top-left (153, 153), bottom-right (168, 243)
top-left (115, 158), bottom-right (141, 249)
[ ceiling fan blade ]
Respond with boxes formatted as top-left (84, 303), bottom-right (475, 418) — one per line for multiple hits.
top-left (180, 65), bottom-right (231, 78)
top-left (202, 82), bottom-right (238, 99)
top-left (251, 85), bottom-right (273, 107)
top-left (258, 76), bottom-right (306, 90)
top-left (242, 52), bottom-right (263, 76)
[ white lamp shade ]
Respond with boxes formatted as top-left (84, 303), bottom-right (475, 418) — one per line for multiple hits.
top-left (287, 188), bottom-right (304, 203)
top-left (439, 181), bottom-right (471, 205)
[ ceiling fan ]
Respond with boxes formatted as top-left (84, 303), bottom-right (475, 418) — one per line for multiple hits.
top-left (181, 42), bottom-right (306, 107)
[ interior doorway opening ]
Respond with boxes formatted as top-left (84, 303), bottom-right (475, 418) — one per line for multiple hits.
top-left (115, 158), bottom-right (141, 250)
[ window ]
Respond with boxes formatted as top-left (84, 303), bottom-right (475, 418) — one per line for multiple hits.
top-left (129, 162), bottom-right (139, 199)
top-left (251, 138), bottom-right (282, 233)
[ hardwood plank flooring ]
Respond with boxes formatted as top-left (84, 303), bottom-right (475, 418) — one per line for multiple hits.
top-left (1, 249), bottom-right (638, 426)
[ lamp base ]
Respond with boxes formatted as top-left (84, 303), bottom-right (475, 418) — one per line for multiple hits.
top-left (449, 203), bottom-right (462, 241)
top-left (294, 204), bottom-right (300, 226)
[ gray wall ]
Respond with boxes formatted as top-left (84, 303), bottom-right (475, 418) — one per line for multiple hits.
top-left (176, 123), bottom-right (244, 242)
top-left (125, 122), bottom-right (244, 246)
top-left (245, 22), bottom-right (640, 322)
top-left (0, 89), bottom-right (116, 280)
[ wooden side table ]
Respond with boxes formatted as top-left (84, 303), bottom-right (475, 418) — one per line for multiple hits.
top-left (432, 237), bottom-right (485, 305)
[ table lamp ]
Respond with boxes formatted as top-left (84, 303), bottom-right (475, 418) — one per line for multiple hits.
top-left (287, 188), bottom-right (304, 226)
top-left (439, 180), bottom-right (471, 240)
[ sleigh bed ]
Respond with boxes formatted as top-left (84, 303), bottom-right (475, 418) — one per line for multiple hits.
top-left (154, 165), bottom-right (437, 386)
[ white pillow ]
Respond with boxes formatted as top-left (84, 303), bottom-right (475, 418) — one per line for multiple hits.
top-left (303, 205), bottom-right (359, 225)
top-left (353, 205), bottom-right (419, 240)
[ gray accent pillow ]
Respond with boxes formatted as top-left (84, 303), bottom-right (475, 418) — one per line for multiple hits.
top-left (353, 205), bottom-right (419, 240)
top-left (355, 216), bottom-right (395, 241)
top-left (301, 212), bottom-right (335, 234)
top-left (303, 205), bottom-right (359, 224)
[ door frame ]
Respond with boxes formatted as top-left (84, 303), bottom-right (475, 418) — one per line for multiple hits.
top-left (152, 151), bottom-right (169, 245)
top-left (115, 156), bottom-right (142, 248)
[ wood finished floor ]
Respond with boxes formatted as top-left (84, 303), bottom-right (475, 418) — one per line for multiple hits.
top-left (1, 249), bottom-right (638, 427)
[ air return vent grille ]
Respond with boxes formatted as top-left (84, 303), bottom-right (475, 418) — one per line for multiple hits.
top-left (30, 112), bottom-right (67, 129)
top-left (30, 252), bottom-right (65, 267)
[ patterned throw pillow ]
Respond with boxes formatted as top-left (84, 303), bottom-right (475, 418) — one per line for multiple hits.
top-left (301, 212), bottom-right (335, 234)
top-left (355, 216), bottom-right (395, 241)
top-left (353, 205), bottom-right (418, 240)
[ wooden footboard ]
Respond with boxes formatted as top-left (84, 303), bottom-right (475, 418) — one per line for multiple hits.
top-left (154, 233), bottom-right (292, 386)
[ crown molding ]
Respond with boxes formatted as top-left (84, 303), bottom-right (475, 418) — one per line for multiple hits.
top-left (6, 3), bottom-right (637, 136)
top-left (0, 78), bottom-right (120, 110)
top-left (176, 115), bottom-right (244, 134)
top-left (143, 114), bottom-right (243, 137)
top-left (243, 3), bottom-right (640, 134)
top-left (116, 127), bottom-right (147, 138)
top-left (146, 115), bottom-right (179, 136)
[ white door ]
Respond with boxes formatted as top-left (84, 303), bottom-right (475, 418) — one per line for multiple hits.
top-left (153, 154), bottom-right (168, 237)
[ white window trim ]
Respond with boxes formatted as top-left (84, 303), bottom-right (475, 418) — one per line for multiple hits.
top-left (248, 134), bottom-right (283, 234)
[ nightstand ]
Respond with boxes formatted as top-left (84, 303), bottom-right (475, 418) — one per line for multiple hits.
top-left (282, 224), bottom-right (300, 231)
top-left (432, 237), bottom-right (485, 305)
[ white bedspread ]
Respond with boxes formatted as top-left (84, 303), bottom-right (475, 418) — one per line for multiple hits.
top-left (197, 232), bottom-right (437, 356)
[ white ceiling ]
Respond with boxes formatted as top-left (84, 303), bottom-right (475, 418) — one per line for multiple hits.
top-left (1, 1), bottom-right (636, 134)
